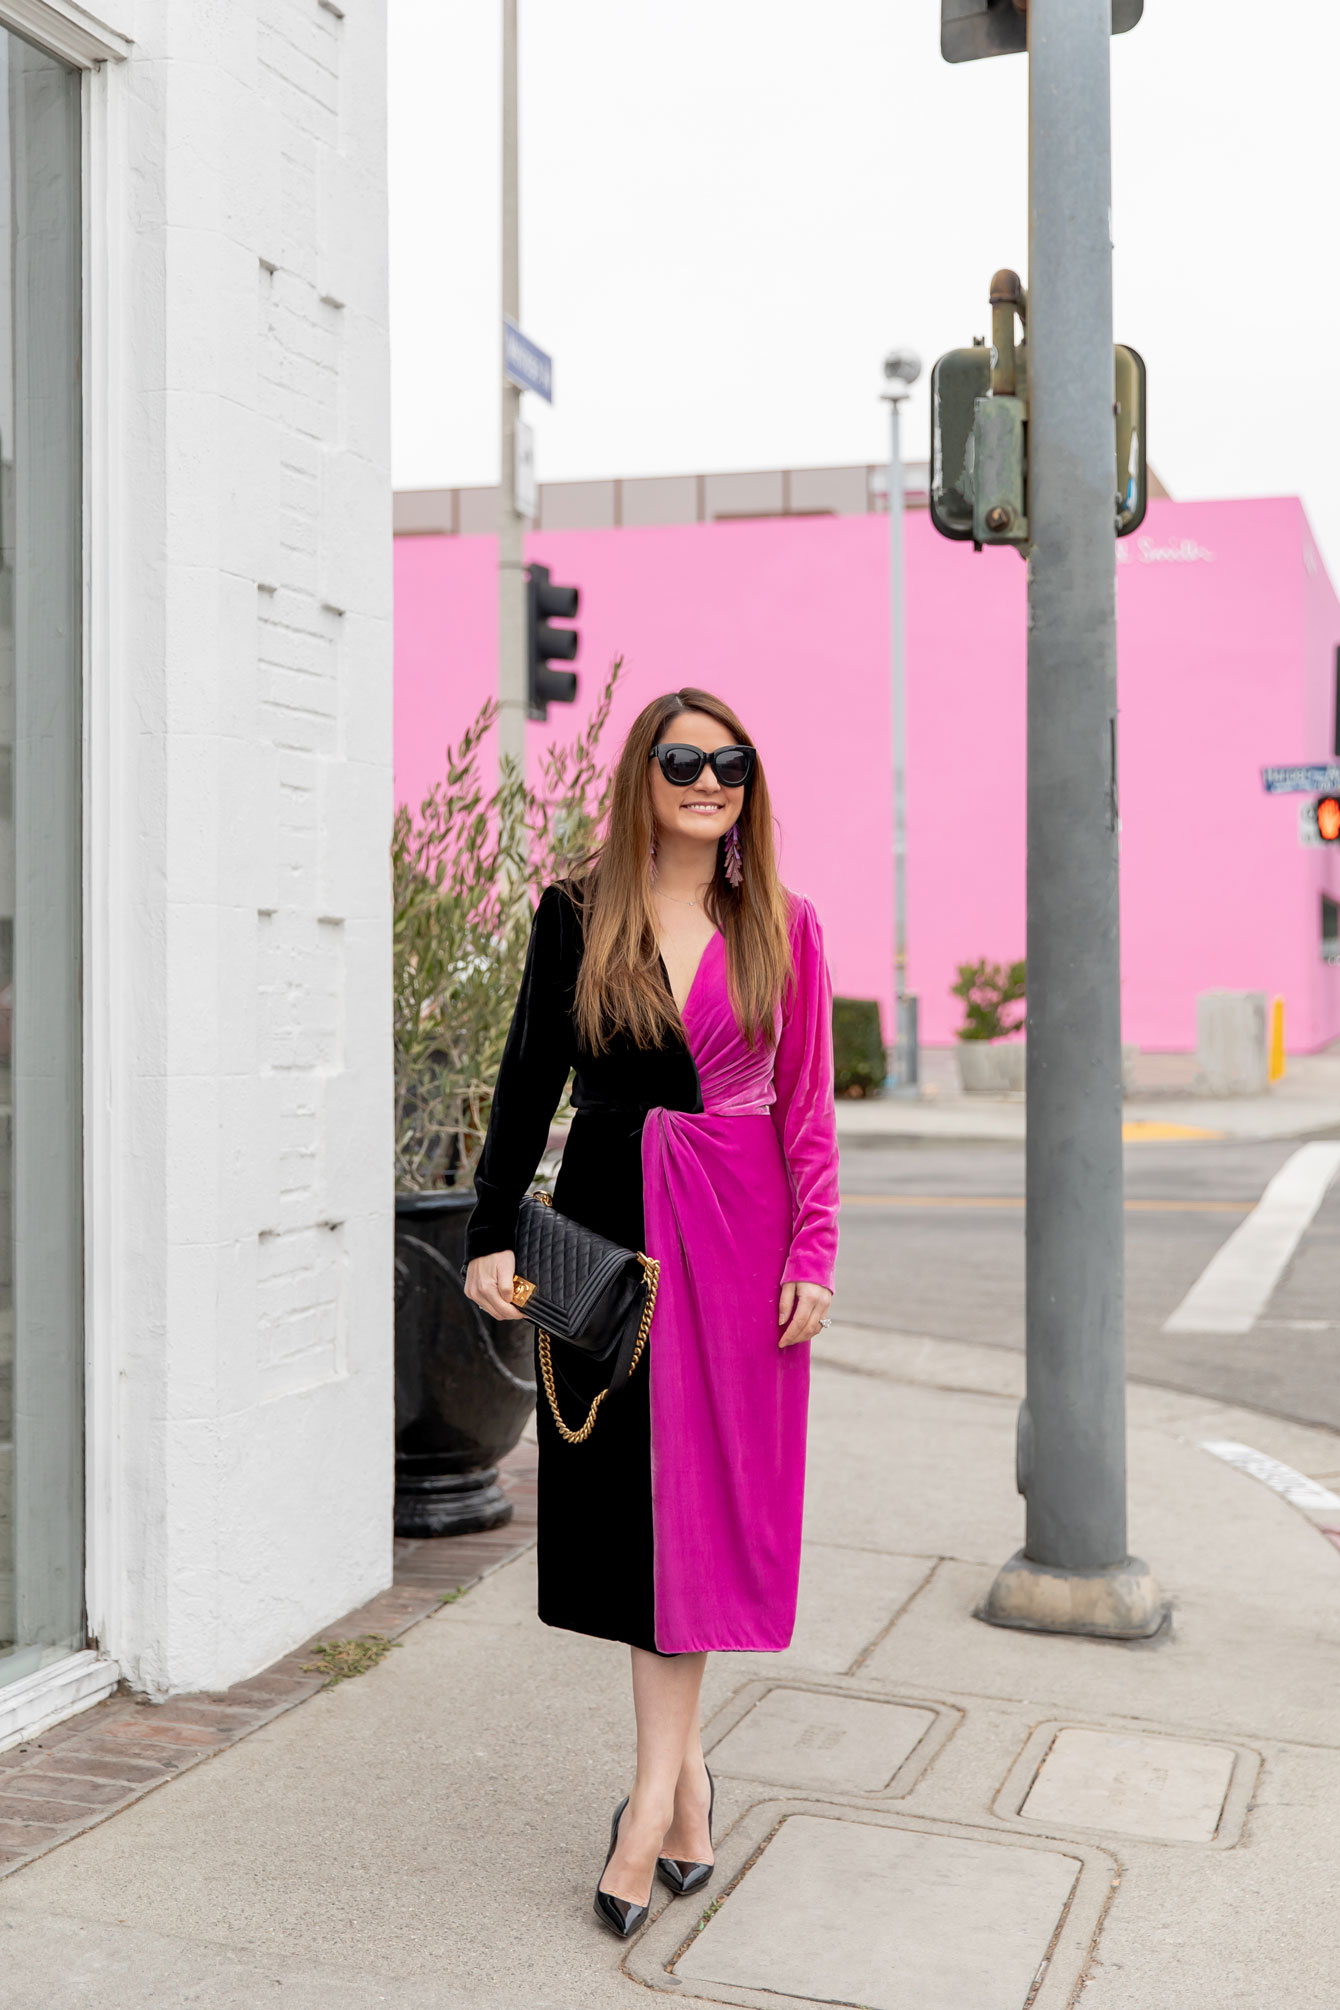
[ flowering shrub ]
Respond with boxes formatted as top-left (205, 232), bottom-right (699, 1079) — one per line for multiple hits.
top-left (392, 663), bottom-right (620, 1190)
top-left (951, 957), bottom-right (1026, 1042)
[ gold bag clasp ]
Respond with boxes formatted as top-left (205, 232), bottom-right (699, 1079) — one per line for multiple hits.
top-left (510, 1276), bottom-right (537, 1309)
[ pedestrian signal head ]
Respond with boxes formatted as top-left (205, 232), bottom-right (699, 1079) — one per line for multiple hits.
top-left (1114, 345), bottom-right (1147, 537)
top-left (1317, 795), bottom-right (1340, 843)
top-left (929, 345), bottom-right (992, 541)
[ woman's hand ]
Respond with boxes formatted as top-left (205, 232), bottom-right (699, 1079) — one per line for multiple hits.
top-left (465, 1251), bottom-right (526, 1322)
top-left (778, 1280), bottom-right (833, 1350)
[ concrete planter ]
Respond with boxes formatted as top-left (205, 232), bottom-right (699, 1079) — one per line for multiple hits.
top-left (1194, 989), bottom-right (1270, 1096)
top-left (956, 1040), bottom-right (1026, 1094)
top-left (393, 1191), bottom-right (536, 1538)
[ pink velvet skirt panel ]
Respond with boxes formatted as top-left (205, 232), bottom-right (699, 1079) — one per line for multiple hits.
top-left (642, 1110), bottom-right (809, 1654)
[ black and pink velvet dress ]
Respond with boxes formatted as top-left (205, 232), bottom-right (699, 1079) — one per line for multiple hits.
top-left (466, 880), bottom-right (839, 1656)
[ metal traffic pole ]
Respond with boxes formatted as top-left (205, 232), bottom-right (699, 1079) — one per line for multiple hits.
top-left (882, 350), bottom-right (921, 1097)
top-left (980, 0), bottom-right (1163, 1638)
top-left (497, 0), bottom-right (527, 782)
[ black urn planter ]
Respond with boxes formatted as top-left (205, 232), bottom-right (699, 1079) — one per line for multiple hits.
top-left (394, 1191), bottom-right (536, 1538)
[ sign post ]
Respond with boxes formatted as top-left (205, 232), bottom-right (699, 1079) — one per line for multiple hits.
top-left (498, 0), bottom-right (525, 782)
top-left (515, 416), bottom-right (537, 522)
top-left (497, 10), bottom-right (555, 784)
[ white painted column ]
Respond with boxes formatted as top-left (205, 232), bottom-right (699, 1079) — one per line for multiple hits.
top-left (85, 0), bottom-right (394, 1696)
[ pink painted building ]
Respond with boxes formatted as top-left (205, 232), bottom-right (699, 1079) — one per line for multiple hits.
top-left (394, 481), bottom-right (1340, 1053)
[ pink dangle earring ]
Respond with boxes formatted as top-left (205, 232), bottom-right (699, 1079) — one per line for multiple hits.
top-left (724, 823), bottom-right (744, 889)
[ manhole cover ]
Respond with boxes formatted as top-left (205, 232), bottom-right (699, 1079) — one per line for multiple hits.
top-left (674, 1814), bottom-right (1080, 2010)
top-left (1020, 1727), bottom-right (1237, 1843)
top-left (710, 1688), bottom-right (936, 1793)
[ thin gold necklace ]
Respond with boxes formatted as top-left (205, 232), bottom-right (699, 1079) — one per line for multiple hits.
top-left (656, 883), bottom-right (712, 909)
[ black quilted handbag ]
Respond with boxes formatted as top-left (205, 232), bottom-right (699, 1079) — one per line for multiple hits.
top-left (509, 1193), bottom-right (660, 1445)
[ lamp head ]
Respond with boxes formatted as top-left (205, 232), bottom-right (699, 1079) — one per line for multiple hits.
top-left (883, 348), bottom-right (922, 388)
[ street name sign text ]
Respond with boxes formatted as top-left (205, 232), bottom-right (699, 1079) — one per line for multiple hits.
top-left (1262, 764), bottom-right (1340, 795)
top-left (503, 319), bottom-right (553, 403)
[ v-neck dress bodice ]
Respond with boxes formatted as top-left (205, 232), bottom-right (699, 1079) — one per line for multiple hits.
top-left (467, 881), bottom-right (839, 1655)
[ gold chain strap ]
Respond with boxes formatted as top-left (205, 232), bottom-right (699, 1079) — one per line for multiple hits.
top-left (537, 1252), bottom-right (660, 1446)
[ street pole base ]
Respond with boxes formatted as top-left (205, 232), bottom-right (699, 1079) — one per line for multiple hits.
top-left (977, 1549), bottom-right (1166, 1641)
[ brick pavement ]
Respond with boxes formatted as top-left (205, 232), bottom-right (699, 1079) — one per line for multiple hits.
top-left (0, 1443), bottom-right (537, 1880)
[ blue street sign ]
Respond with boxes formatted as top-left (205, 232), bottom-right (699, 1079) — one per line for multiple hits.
top-left (1261, 763), bottom-right (1340, 794)
top-left (503, 319), bottom-right (553, 403)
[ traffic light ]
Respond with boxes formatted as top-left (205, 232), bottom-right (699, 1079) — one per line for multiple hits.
top-left (526, 563), bottom-right (579, 720)
top-left (1317, 795), bottom-right (1340, 843)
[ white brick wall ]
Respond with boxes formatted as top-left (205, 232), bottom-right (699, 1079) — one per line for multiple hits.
top-left (80, 0), bottom-right (393, 1694)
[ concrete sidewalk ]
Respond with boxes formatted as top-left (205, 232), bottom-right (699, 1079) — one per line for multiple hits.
top-left (838, 1040), bottom-right (1340, 1145)
top-left (3, 1322), bottom-right (1340, 2008)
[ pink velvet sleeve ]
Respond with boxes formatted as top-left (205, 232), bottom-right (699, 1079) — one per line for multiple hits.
top-left (770, 894), bottom-right (840, 1293)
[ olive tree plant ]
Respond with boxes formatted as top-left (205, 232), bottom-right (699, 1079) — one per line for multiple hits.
top-left (392, 664), bottom-right (621, 1191)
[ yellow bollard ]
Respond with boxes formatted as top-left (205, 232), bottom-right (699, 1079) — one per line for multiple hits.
top-left (1268, 996), bottom-right (1286, 1084)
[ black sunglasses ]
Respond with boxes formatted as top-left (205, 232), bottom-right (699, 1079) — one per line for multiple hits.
top-left (650, 742), bottom-right (756, 789)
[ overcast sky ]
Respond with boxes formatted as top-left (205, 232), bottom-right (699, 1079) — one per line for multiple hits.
top-left (389, 0), bottom-right (1340, 573)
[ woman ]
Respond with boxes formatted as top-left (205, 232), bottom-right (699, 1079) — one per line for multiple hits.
top-left (464, 688), bottom-right (839, 1938)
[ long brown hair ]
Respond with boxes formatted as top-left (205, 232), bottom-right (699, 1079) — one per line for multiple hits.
top-left (572, 688), bottom-right (793, 1051)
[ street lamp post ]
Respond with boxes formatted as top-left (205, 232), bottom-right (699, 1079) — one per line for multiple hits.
top-left (882, 349), bottom-right (921, 1097)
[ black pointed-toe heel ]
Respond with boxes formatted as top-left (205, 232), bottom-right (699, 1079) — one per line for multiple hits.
top-left (656, 1767), bottom-right (716, 1898)
top-left (593, 1796), bottom-right (652, 1940)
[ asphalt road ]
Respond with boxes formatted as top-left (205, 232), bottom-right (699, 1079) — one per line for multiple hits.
top-left (836, 1136), bottom-right (1340, 1432)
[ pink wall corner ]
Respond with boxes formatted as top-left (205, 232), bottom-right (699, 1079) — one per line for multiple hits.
top-left (394, 493), bottom-right (1340, 1058)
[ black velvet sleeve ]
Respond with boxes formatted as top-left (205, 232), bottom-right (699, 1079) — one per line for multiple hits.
top-left (465, 882), bottom-right (580, 1263)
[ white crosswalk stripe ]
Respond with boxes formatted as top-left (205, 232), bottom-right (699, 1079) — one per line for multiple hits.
top-left (1163, 1141), bottom-right (1340, 1335)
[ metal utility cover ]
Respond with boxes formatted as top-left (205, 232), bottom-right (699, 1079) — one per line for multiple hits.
top-left (996, 1721), bottom-right (1260, 1848)
top-left (942, 0), bottom-right (1143, 64)
top-left (675, 1815), bottom-right (1080, 2010)
top-left (627, 1799), bottom-right (1117, 2008)
top-left (708, 1688), bottom-right (936, 1794)
top-left (1021, 1727), bottom-right (1235, 1842)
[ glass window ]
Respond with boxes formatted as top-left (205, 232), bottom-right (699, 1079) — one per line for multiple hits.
top-left (0, 32), bottom-right (83, 1687)
top-left (1323, 895), bottom-right (1339, 967)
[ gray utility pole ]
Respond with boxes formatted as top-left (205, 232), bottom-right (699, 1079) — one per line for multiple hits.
top-left (980, 0), bottom-right (1163, 1638)
top-left (497, 0), bottom-right (526, 781)
top-left (882, 349), bottom-right (921, 1096)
